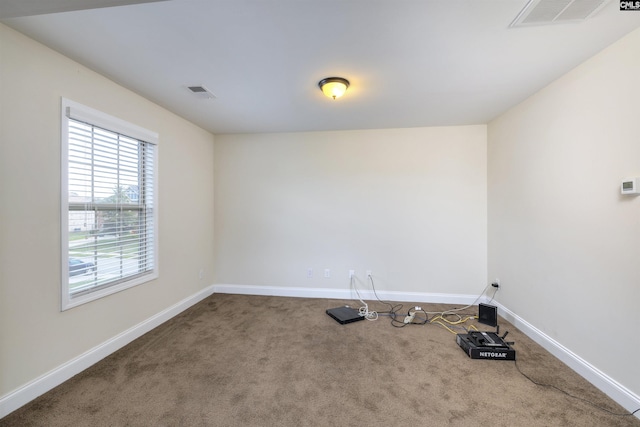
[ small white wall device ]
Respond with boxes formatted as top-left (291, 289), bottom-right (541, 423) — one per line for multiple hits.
top-left (621, 177), bottom-right (640, 195)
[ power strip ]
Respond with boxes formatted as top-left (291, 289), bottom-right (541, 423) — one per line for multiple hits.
top-left (403, 306), bottom-right (424, 324)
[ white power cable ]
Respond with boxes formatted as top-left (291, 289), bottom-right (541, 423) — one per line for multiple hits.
top-left (351, 276), bottom-right (491, 322)
top-left (423, 282), bottom-right (492, 317)
top-left (351, 275), bottom-right (378, 321)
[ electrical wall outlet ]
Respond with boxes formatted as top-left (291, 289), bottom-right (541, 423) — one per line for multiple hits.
top-left (307, 268), bottom-right (313, 279)
top-left (324, 268), bottom-right (331, 278)
top-left (349, 269), bottom-right (355, 278)
top-left (366, 270), bottom-right (372, 277)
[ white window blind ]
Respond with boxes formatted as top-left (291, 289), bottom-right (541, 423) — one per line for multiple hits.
top-left (61, 99), bottom-right (158, 310)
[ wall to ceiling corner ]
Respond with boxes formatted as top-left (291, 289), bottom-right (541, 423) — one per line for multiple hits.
top-left (0, 22), bottom-right (215, 407)
top-left (488, 27), bottom-right (640, 403)
top-left (214, 125), bottom-right (487, 299)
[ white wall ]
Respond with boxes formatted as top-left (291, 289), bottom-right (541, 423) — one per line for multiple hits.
top-left (0, 24), bottom-right (215, 399)
top-left (488, 28), bottom-right (640, 399)
top-left (214, 126), bottom-right (487, 296)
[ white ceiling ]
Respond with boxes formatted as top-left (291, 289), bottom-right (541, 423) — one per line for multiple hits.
top-left (2, 0), bottom-right (640, 134)
top-left (0, 0), bottom-right (171, 19)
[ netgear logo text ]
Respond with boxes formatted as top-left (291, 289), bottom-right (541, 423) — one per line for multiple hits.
top-left (620, 1), bottom-right (640, 10)
top-left (479, 352), bottom-right (508, 358)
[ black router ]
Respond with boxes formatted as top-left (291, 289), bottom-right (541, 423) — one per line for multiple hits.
top-left (326, 306), bottom-right (365, 324)
top-left (456, 330), bottom-right (516, 360)
top-left (456, 303), bottom-right (516, 360)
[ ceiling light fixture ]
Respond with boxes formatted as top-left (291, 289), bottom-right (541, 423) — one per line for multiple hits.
top-left (318, 77), bottom-right (350, 100)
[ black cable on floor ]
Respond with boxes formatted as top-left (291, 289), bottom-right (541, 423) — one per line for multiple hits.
top-left (514, 359), bottom-right (640, 417)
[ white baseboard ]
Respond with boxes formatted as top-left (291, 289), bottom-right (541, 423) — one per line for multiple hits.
top-left (0, 285), bottom-right (216, 419)
top-left (212, 283), bottom-right (482, 306)
top-left (492, 301), bottom-right (640, 419)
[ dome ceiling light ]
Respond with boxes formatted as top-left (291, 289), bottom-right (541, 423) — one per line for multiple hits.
top-left (318, 77), bottom-right (350, 100)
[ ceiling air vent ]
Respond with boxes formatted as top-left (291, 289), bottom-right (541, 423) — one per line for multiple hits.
top-left (187, 85), bottom-right (216, 99)
top-left (510, 0), bottom-right (611, 27)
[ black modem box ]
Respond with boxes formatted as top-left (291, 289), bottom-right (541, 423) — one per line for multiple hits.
top-left (456, 331), bottom-right (516, 360)
top-left (326, 306), bottom-right (365, 324)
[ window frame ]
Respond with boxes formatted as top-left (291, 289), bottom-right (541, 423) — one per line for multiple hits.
top-left (60, 98), bottom-right (159, 311)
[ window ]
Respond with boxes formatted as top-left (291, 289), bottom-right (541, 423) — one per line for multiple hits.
top-left (61, 99), bottom-right (158, 310)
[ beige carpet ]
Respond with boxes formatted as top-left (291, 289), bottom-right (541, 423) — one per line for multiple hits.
top-left (2, 294), bottom-right (639, 426)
